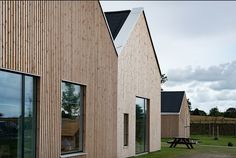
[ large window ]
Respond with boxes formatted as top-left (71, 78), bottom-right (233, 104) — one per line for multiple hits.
top-left (124, 113), bottom-right (129, 146)
top-left (135, 97), bottom-right (149, 154)
top-left (0, 70), bottom-right (37, 158)
top-left (61, 81), bottom-right (84, 154)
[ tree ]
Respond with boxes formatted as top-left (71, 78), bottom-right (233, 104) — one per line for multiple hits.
top-left (224, 107), bottom-right (236, 118)
top-left (62, 83), bottom-right (80, 119)
top-left (161, 74), bottom-right (168, 91)
top-left (191, 108), bottom-right (207, 116)
top-left (187, 98), bottom-right (192, 111)
top-left (209, 107), bottom-right (222, 117)
top-left (161, 74), bottom-right (168, 84)
top-left (0, 113), bottom-right (3, 117)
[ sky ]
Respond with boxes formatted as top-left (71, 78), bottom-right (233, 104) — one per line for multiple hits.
top-left (100, 1), bottom-right (236, 113)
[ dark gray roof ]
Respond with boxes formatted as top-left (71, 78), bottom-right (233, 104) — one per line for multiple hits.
top-left (161, 91), bottom-right (185, 113)
top-left (105, 10), bottom-right (131, 39)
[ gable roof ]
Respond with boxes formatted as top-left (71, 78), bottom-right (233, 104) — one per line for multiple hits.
top-left (105, 10), bottom-right (131, 39)
top-left (104, 8), bottom-right (162, 76)
top-left (161, 91), bottom-right (185, 113)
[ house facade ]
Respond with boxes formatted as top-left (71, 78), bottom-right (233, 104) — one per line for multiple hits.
top-left (0, 1), bottom-right (118, 158)
top-left (105, 8), bottom-right (161, 158)
top-left (161, 91), bottom-right (190, 138)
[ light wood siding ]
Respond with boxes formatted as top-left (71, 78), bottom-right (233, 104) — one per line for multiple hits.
top-left (161, 94), bottom-right (190, 138)
top-left (117, 13), bottom-right (161, 158)
top-left (161, 115), bottom-right (179, 138)
top-left (0, 1), bottom-right (117, 158)
top-left (179, 94), bottom-right (190, 138)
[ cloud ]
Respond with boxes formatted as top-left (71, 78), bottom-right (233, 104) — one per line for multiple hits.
top-left (167, 61), bottom-right (236, 90)
top-left (163, 61), bottom-right (236, 112)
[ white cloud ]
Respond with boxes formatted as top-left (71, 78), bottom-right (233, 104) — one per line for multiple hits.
top-left (163, 61), bottom-right (236, 113)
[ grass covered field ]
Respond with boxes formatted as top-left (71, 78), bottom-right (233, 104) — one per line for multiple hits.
top-left (130, 135), bottom-right (236, 158)
top-left (191, 135), bottom-right (236, 146)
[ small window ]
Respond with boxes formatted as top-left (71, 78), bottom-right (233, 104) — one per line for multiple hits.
top-left (124, 113), bottom-right (129, 146)
top-left (61, 81), bottom-right (84, 154)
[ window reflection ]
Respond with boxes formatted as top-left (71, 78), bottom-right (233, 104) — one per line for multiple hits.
top-left (0, 71), bottom-right (36, 158)
top-left (136, 97), bottom-right (149, 154)
top-left (61, 82), bottom-right (84, 154)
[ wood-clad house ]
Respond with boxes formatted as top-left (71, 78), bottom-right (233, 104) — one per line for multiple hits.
top-left (0, 1), bottom-right (118, 158)
top-left (105, 8), bottom-right (162, 158)
top-left (161, 91), bottom-right (190, 138)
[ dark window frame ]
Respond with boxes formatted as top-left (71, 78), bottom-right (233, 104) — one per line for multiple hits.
top-left (61, 81), bottom-right (85, 155)
top-left (124, 113), bottom-right (129, 146)
top-left (0, 69), bottom-right (37, 158)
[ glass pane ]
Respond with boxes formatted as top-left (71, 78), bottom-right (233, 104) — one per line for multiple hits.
top-left (136, 98), bottom-right (145, 154)
top-left (24, 76), bottom-right (35, 158)
top-left (144, 100), bottom-right (149, 152)
top-left (124, 114), bottom-right (129, 146)
top-left (61, 82), bottom-right (83, 154)
top-left (0, 71), bottom-right (22, 158)
top-left (136, 97), bottom-right (149, 154)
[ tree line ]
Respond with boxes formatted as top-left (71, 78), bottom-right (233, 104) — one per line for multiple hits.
top-left (191, 107), bottom-right (236, 118)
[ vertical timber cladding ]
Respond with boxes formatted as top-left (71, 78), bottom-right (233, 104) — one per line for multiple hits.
top-left (117, 13), bottom-right (161, 157)
top-left (0, 1), bottom-right (118, 158)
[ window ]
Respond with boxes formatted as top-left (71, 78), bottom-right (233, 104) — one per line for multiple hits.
top-left (0, 70), bottom-right (37, 158)
top-left (61, 81), bottom-right (84, 154)
top-left (135, 97), bottom-right (149, 154)
top-left (124, 113), bottom-right (129, 146)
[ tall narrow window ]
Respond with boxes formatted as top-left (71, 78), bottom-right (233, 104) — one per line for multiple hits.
top-left (124, 113), bottom-right (129, 146)
top-left (135, 97), bottom-right (149, 154)
top-left (61, 81), bottom-right (84, 154)
top-left (0, 70), bottom-right (37, 158)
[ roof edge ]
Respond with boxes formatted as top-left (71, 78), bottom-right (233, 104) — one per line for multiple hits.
top-left (114, 7), bottom-right (162, 76)
top-left (98, 1), bottom-right (118, 57)
top-left (161, 112), bottom-right (180, 115)
top-left (142, 12), bottom-right (162, 76)
top-left (161, 91), bottom-right (185, 93)
top-left (114, 7), bottom-right (143, 54)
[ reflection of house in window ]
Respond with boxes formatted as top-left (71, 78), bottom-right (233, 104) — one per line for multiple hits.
top-left (0, 70), bottom-right (37, 158)
top-left (61, 82), bottom-right (84, 154)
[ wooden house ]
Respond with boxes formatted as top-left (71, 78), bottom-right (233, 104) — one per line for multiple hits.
top-left (105, 8), bottom-right (162, 157)
top-left (161, 91), bottom-right (190, 138)
top-left (0, 1), bottom-right (117, 158)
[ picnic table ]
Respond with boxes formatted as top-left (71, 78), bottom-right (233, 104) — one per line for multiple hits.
top-left (167, 137), bottom-right (197, 149)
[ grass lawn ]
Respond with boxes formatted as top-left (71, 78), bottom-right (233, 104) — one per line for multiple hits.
top-left (191, 135), bottom-right (236, 146)
top-left (130, 135), bottom-right (236, 158)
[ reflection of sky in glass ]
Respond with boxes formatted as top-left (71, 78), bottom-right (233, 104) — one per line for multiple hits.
top-left (0, 71), bottom-right (21, 117)
top-left (25, 76), bottom-right (34, 117)
top-left (136, 97), bottom-right (145, 112)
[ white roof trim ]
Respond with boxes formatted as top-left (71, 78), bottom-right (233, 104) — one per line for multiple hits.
top-left (161, 112), bottom-right (180, 115)
top-left (114, 7), bottom-right (143, 55)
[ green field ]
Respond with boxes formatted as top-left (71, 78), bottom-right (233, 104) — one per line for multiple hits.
top-left (191, 135), bottom-right (236, 146)
top-left (130, 135), bottom-right (236, 158)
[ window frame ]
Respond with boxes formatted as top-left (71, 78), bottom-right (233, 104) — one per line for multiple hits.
top-left (60, 80), bottom-right (85, 155)
top-left (123, 113), bottom-right (129, 146)
top-left (0, 69), bottom-right (37, 158)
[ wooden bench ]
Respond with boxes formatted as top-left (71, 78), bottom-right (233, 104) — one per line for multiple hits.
top-left (167, 137), bottom-right (197, 149)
